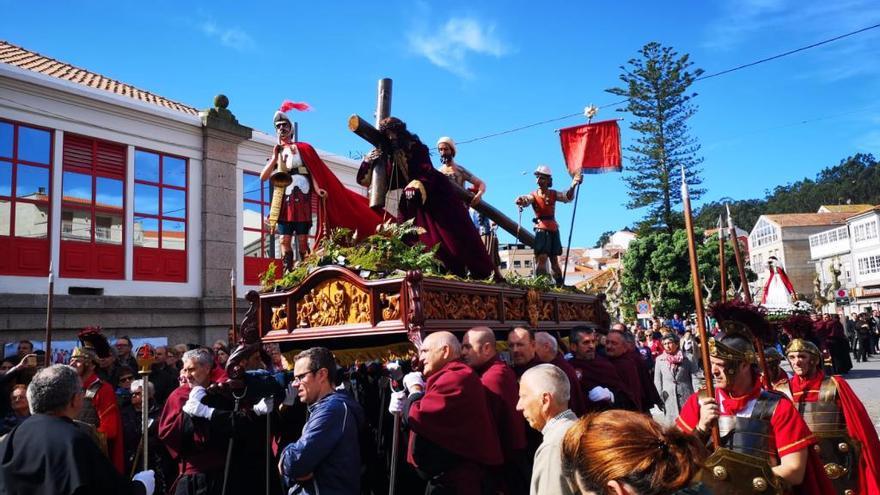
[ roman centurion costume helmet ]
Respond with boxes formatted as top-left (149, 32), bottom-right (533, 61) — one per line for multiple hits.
top-left (707, 301), bottom-right (770, 373)
top-left (71, 326), bottom-right (112, 364)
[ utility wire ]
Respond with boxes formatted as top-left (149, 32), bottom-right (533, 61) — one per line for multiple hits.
top-left (457, 22), bottom-right (880, 146)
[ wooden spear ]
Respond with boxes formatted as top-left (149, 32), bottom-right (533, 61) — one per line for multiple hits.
top-left (230, 269), bottom-right (238, 345)
top-left (725, 206), bottom-right (771, 389)
top-left (718, 216), bottom-right (727, 303)
top-left (681, 168), bottom-right (721, 449)
top-left (726, 205), bottom-right (751, 304)
top-left (44, 263), bottom-right (54, 367)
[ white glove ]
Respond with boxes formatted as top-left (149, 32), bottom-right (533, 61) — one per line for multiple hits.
top-left (254, 397), bottom-right (274, 416)
top-left (183, 395), bottom-right (215, 420)
top-left (588, 386), bottom-right (614, 403)
top-left (388, 390), bottom-right (406, 415)
top-left (282, 382), bottom-right (297, 406)
top-left (188, 385), bottom-right (207, 402)
top-left (132, 470), bottom-right (155, 495)
top-left (403, 372), bottom-right (425, 394)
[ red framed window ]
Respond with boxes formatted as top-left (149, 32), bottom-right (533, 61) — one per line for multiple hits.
top-left (243, 171), bottom-right (281, 285)
top-left (133, 149), bottom-right (187, 282)
top-left (0, 119), bottom-right (52, 276)
top-left (60, 134), bottom-right (125, 279)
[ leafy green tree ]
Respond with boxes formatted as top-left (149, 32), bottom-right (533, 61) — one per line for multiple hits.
top-left (608, 42), bottom-right (705, 233)
top-left (594, 230), bottom-right (615, 248)
top-left (620, 229), bottom-right (755, 317)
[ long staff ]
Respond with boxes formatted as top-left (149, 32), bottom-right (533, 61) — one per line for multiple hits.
top-left (681, 168), bottom-right (721, 449)
top-left (725, 206), bottom-right (771, 388)
top-left (718, 216), bottom-right (727, 303)
top-left (44, 263), bottom-right (54, 367)
top-left (136, 345), bottom-right (155, 472)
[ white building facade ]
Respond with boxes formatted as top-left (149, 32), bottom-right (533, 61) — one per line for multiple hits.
top-left (0, 41), bottom-right (361, 344)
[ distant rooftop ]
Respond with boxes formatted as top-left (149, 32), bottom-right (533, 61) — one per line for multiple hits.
top-left (763, 212), bottom-right (851, 228)
top-left (818, 204), bottom-right (874, 214)
top-left (0, 40), bottom-right (199, 116)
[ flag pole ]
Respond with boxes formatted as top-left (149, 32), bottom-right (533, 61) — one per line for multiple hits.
top-left (718, 216), bottom-right (727, 303)
top-left (230, 269), bottom-right (238, 345)
top-left (681, 168), bottom-right (720, 449)
top-left (561, 180), bottom-right (581, 286)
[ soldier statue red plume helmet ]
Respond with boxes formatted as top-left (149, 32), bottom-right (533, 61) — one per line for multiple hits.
top-left (781, 314), bottom-right (821, 362)
top-left (273, 100), bottom-right (311, 129)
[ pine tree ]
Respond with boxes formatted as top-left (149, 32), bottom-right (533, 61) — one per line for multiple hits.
top-left (608, 42), bottom-right (705, 233)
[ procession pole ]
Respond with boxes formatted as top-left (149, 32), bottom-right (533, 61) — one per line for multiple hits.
top-left (726, 205), bottom-right (751, 304)
top-left (681, 168), bottom-right (721, 449)
top-left (561, 179), bottom-right (582, 286)
top-left (718, 216), bottom-right (727, 303)
top-left (44, 263), bottom-right (54, 367)
top-left (230, 269), bottom-right (238, 345)
top-left (136, 345), bottom-right (155, 472)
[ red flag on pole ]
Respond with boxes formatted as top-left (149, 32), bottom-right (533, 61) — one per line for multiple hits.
top-left (559, 119), bottom-right (622, 175)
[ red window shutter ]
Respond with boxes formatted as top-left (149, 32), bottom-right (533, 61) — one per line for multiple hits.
top-left (95, 141), bottom-right (126, 178)
top-left (62, 134), bottom-right (94, 174)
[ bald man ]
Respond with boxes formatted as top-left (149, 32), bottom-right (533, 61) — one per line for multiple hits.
top-left (508, 327), bottom-right (541, 378)
top-left (534, 332), bottom-right (586, 416)
top-left (463, 327), bottom-right (529, 495)
top-left (401, 331), bottom-right (503, 495)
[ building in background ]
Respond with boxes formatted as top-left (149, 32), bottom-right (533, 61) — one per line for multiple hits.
top-left (0, 40), bottom-right (363, 346)
top-left (748, 208), bottom-right (853, 302)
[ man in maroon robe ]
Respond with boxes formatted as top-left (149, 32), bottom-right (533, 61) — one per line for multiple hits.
top-left (566, 327), bottom-right (636, 411)
top-left (613, 325), bottom-right (664, 413)
top-left (395, 331), bottom-right (502, 495)
top-left (158, 348), bottom-right (233, 495)
top-left (361, 117), bottom-right (497, 280)
top-left (507, 327), bottom-right (541, 378)
top-left (603, 330), bottom-right (647, 411)
top-left (534, 331), bottom-right (586, 416)
top-left (462, 327), bottom-right (529, 495)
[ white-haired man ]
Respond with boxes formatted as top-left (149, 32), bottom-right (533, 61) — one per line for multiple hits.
top-left (517, 364), bottom-right (577, 495)
top-left (0, 364), bottom-right (154, 494)
top-left (535, 332), bottom-right (586, 416)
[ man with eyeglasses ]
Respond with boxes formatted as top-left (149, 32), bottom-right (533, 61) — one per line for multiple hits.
top-left (278, 346), bottom-right (364, 495)
top-left (114, 337), bottom-right (139, 377)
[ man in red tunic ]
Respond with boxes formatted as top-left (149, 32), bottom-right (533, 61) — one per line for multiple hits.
top-left (614, 323), bottom-right (664, 413)
top-left (396, 331), bottom-right (502, 495)
top-left (462, 327), bottom-right (528, 495)
top-left (69, 330), bottom-right (125, 474)
top-left (782, 338), bottom-right (880, 495)
top-left (515, 165), bottom-right (581, 286)
top-left (534, 331), bottom-right (586, 416)
top-left (675, 303), bottom-right (832, 494)
top-left (566, 327), bottom-right (635, 411)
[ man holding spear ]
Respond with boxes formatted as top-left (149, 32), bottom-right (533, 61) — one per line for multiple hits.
top-left (677, 168), bottom-right (831, 494)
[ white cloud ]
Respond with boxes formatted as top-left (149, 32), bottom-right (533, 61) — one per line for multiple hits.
top-left (198, 20), bottom-right (255, 52)
top-left (408, 17), bottom-right (510, 78)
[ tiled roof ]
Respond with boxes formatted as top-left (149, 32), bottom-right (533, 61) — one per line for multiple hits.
top-left (818, 204), bottom-right (873, 213)
top-left (0, 40), bottom-right (199, 116)
top-left (846, 204), bottom-right (880, 219)
top-left (763, 212), bottom-right (851, 228)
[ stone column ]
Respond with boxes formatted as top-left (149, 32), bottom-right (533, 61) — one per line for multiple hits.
top-left (199, 95), bottom-right (252, 342)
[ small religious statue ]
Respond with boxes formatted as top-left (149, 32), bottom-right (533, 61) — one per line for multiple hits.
top-left (760, 255), bottom-right (796, 309)
top-left (261, 101), bottom-right (385, 274)
top-left (515, 165), bottom-right (582, 286)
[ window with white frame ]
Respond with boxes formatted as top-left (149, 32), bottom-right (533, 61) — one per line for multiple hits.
top-left (857, 255), bottom-right (880, 276)
top-left (853, 220), bottom-right (878, 243)
top-left (749, 218), bottom-right (778, 249)
top-left (751, 253), bottom-right (765, 273)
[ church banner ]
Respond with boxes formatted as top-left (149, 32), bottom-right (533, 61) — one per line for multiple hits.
top-left (559, 119), bottom-right (622, 175)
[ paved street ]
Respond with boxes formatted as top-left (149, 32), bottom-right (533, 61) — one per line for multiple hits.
top-left (837, 354), bottom-right (880, 435)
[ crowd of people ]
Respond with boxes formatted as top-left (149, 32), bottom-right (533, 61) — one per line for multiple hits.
top-left (1, 302), bottom-right (878, 495)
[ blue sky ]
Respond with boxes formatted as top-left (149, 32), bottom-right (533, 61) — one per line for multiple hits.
top-left (3, 0), bottom-right (879, 247)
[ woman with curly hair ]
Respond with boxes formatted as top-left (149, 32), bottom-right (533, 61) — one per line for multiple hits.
top-left (562, 410), bottom-right (709, 495)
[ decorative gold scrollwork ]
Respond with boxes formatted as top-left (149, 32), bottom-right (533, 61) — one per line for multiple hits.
top-left (380, 293), bottom-right (401, 321)
top-left (295, 280), bottom-right (371, 328)
top-left (422, 291), bottom-right (500, 320)
top-left (271, 306), bottom-right (288, 330)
